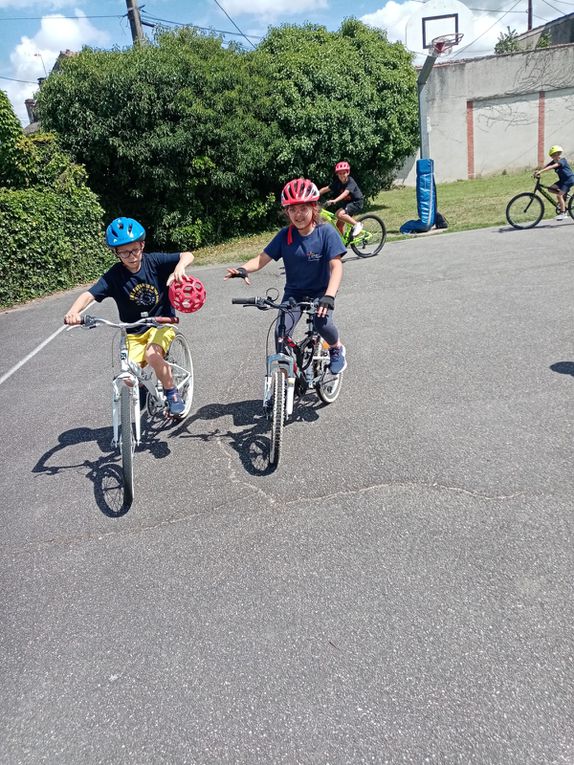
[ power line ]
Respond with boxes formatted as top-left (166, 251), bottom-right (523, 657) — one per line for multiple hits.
top-left (0, 14), bottom-right (124, 21)
top-left (0, 75), bottom-right (38, 84)
top-left (539, 0), bottom-right (568, 13)
top-left (140, 11), bottom-right (262, 39)
top-left (452, 0), bottom-right (524, 57)
top-left (211, 0), bottom-right (256, 49)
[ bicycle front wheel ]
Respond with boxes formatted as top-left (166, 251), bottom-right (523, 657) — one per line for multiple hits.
top-left (314, 340), bottom-right (343, 404)
top-left (166, 332), bottom-right (194, 419)
top-left (120, 387), bottom-right (135, 504)
top-left (270, 368), bottom-right (286, 467)
top-left (351, 214), bottom-right (386, 258)
top-left (505, 193), bottom-right (544, 229)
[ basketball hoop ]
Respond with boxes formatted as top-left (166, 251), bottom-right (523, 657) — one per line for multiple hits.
top-left (430, 32), bottom-right (463, 56)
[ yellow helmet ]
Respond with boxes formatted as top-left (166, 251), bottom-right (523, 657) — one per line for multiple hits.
top-left (549, 145), bottom-right (563, 156)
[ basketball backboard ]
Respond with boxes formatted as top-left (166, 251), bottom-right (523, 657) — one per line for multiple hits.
top-left (405, 0), bottom-right (472, 56)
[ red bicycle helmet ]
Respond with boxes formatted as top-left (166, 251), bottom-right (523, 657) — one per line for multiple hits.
top-left (280, 178), bottom-right (320, 207)
top-left (168, 275), bottom-right (206, 313)
top-left (335, 161), bottom-right (350, 173)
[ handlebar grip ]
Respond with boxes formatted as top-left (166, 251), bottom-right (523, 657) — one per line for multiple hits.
top-left (231, 297), bottom-right (258, 305)
top-left (153, 316), bottom-right (179, 325)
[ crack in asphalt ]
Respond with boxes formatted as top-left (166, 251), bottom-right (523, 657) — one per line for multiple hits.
top-left (2, 478), bottom-right (526, 556)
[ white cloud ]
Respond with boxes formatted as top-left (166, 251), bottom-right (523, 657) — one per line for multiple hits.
top-left (4, 11), bottom-right (109, 125)
top-left (0, 0), bottom-right (81, 7)
top-left (220, 0), bottom-right (327, 20)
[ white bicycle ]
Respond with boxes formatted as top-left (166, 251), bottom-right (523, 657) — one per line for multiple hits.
top-left (77, 315), bottom-right (193, 504)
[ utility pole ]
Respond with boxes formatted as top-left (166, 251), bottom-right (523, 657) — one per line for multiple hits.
top-left (528, 0), bottom-right (533, 30)
top-left (126, 0), bottom-right (145, 45)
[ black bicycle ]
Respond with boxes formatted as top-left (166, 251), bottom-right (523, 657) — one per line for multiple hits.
top-left (232, 294), bottom-right (343, 468)
top-left (506, 177), bottom-right (574, 229)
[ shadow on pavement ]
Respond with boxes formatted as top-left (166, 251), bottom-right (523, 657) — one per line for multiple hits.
top-left (172, 396), bottom-right (325, 476)
top-left (550, 361), bottom-right (574, 376)
top-left (32, 420), bottom-right (171, 517)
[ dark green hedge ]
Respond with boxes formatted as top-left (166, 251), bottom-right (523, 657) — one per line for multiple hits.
top-left (0, 187), bottom-right (113, 308)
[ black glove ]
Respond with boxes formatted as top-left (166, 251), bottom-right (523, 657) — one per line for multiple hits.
top-left (230, 267), bottom-right (248, 279)
top-left (318, 295), bottom-right (335, 311)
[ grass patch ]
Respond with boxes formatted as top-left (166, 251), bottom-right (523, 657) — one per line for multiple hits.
top-left (191, 169), bottom-right (539, 266)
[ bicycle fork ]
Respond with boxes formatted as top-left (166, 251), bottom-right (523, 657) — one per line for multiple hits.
top-left (112, 374), bottom-right (142, 449)
top-left (264, 353), bottom-right (296, 417)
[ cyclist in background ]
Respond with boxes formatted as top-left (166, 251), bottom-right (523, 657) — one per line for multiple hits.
top-left (535, 145), bottom-right (574, 220)
top-left (225, 178), bottom-right (348, 375)
top-left (64, 217), bottom-right (195, 416)
top-left (319, 161), bottom-right (364, 237)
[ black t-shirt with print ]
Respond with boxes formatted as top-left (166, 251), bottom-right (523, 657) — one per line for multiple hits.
top-left (330, 175), bottom-right (364, 202)
top-left (89, 252), bottom-right (180, 334)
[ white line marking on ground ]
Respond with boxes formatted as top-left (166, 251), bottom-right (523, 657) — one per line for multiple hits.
top-left (0, 303), bottom-right (93, 387)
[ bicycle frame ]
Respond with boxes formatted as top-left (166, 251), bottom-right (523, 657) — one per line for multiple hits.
top-left (533, 177), bottom-right (566, 207)
top-left (320, 207), bottom-right (354, 244)
top-left (265, 306), bottom-right (325, 417)
top-left (78, 315), bottom-right (188, 448)
top-left (111, 328), bottom-right (149, 449)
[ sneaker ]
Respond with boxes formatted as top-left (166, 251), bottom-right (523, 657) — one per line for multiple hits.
top-left (351, 222), bottom-right (364, 237)
top-left (329, 344), bottom-right (347, 375)
top-left (556, 213), bottom-right (566, 221)
top-left (166, 391), bottom-right (186, 417)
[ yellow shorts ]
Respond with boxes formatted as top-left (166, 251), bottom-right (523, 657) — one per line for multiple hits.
top-left (127, 326), bottom-right (176, 366)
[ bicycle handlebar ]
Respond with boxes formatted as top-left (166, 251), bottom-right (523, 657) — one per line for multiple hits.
top-left (231, 296), bottom-right (318, 313)
top-left (79, 315), bottom-right (179, 329)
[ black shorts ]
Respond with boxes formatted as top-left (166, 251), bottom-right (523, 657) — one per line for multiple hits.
top-left (335, 199), bottom-right (364, 217)
top-left (551, 181), bottom-right (574, 195)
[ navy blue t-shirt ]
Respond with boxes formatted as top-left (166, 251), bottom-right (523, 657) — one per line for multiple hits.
top-left (330, 175), bottom-right (363, 202)
top-left (89, 252), bottom-right (180, 334)
top-left (264, 223), bottom-right (345, 299)
top-left (553, 157), bottom-right (574, 186)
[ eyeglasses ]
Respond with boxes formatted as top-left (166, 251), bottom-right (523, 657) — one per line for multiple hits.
top-left (116, 246), bottom-right (142, 259)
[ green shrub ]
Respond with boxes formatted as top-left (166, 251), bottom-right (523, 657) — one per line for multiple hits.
top-left (0, 90), bottom-right (110, 307)
top-left (0, 187), bottom-right (112, 307)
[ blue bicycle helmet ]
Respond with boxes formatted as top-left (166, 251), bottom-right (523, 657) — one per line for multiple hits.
top-left (105, 217), bottom-right (146, 247)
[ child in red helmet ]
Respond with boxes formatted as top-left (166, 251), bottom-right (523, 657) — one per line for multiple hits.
top-left (225, 178), bottom-right (348, 375)
top-left (319, 161), bottom-right (364, 237)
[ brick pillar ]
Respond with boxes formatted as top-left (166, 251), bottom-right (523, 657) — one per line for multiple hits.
top-left (466, 100), bottom-right (474, 179)
top-left (538, 91), bottom-right (545, 167)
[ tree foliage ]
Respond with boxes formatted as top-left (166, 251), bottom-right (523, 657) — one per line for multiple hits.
top-left (495, 27), bottom-right (520, 55)
top-left (37, 23), bottom-right (419, 249)
top-left (0, 91), bottom-right (110, 307)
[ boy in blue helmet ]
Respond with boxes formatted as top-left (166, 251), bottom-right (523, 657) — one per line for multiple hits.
top-left (64, 217), bottom-right (195, 416)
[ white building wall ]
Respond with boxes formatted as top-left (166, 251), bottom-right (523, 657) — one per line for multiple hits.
top-left (395, 43), bottom-right (574, 185)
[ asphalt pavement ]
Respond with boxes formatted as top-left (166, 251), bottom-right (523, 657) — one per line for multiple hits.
top-left (1, 220), bottom-right (573, 764)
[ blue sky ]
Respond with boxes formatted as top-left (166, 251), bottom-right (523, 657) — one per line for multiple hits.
top-left (1, 0), bottom-right (569, 124)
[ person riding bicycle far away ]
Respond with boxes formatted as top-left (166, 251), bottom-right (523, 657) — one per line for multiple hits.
top-left (63, 217), bottom-right (195, 417)
top-left (318, 161), bottom-right (364, 238)
top-left (534, 145), bottom-right (574, 220)
top-left (225, 177), bottom-right (348, 375)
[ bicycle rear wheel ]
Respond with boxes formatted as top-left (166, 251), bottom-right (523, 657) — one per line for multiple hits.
top-left (505, 193), bottom-right (544, 229)
top-left (314, 340), bottom-right (343, 404)
top-left (120, 386), bottom-right (135, 504)
top-left (351, 214), bottom-right (386, 258)
top-left (270, 368), bottom-right (286, 467)
top-left (568, 195), bottom-right (574, 221)
top-left (166, 332), bottom-right (194, 418)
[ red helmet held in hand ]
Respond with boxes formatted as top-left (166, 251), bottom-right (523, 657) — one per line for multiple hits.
top-left (335, 161), bottom-right (350, 173)
top-left (168, 275), bottom-right (206, 313)
top-left (281, 178), bottom-right (320, 207)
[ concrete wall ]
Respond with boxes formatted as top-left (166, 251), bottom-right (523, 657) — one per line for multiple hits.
top-left (517, 12), bottom-right (574, 50)
top-left (396, 43), bottom-right (574, 185)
